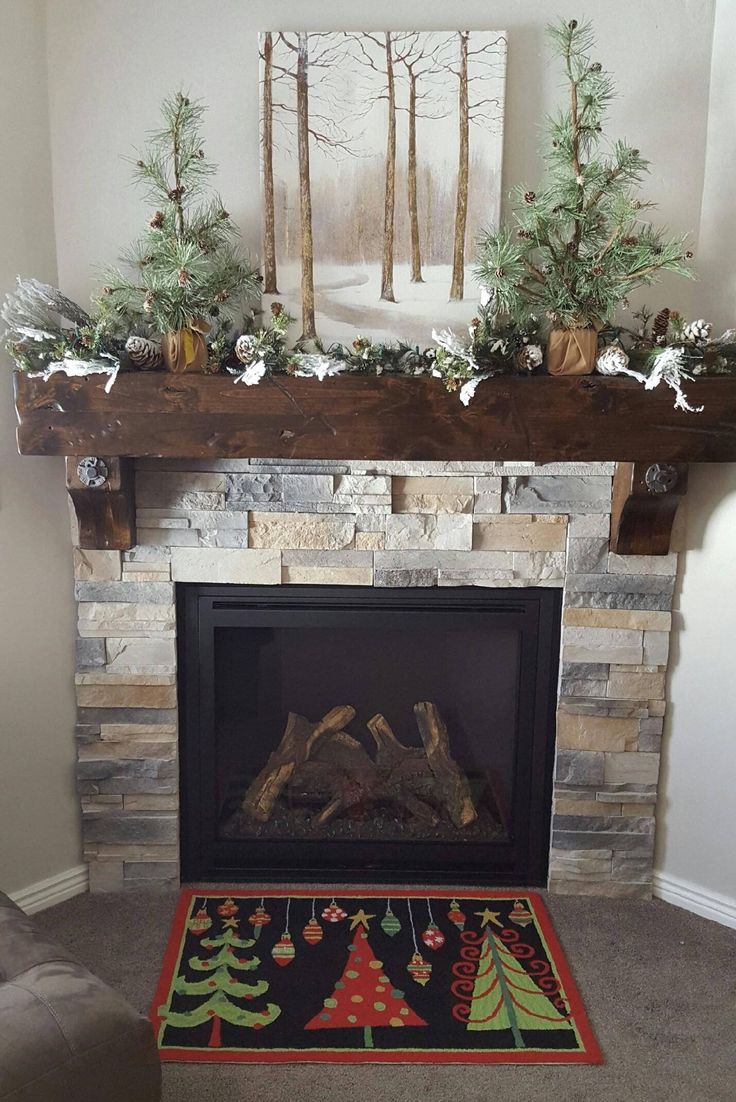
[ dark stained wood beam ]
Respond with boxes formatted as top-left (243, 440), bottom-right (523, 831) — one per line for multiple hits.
top-left (14, 372), bottom-right (736, 463)
top-left (65, 456), bottom-right (136, 551)
top-left (610, 461), bottom-right (688, 555)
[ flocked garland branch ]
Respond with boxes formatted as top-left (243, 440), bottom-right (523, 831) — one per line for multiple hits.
top-left (476, 18), bottom-right (693, 329)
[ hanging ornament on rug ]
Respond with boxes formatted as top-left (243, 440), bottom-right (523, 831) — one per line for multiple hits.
top-left (216, 898), bottom-right (239, 929)
top-left (407, 951), bottom-right (432, 987)
top-left (595, 342), bottom-right (630, 375)
top-left (381, 900), bottom-right (402, 937)
top-left (248, 900), bottom-right (272, 940)
top-left (188, 906), bottom-right (212, 937)
top-left (124, 334), bottom-right (163, 370)
top-left (322, 899), bottom-right (347, 923)
top-left (447, 900), bottom-right (466, 932)
top-left (302, 899), bottom-right (323, 945)
top-left (683, 318), bottom-right (712, 346)
top-left (514, 342), bottom-right (544, 374)
top-left (272, 898), bottom-right (295, 967)
top-left (406, 899), bottom-right (433, 985)
top-left (509, 899), bottom-right (534, 928)
top-left (420, 899), bottom-right (445, 950)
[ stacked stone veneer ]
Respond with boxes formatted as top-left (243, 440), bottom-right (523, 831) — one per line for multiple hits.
top-left (73, 459), bottom-right (677, 898)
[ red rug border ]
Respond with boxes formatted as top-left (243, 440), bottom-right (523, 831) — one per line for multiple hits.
top-left (150, 887), bottom-right (603, 1066)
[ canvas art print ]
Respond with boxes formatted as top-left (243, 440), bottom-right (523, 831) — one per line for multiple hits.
top-left (260, 31), bottom-right (507, 345)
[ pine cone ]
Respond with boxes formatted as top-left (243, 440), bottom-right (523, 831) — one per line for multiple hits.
top-left (652, 307), bottom-right (670, 345)
top-left (683, 318), bottom-right (712, 346)
top-left (595, 343), bottom-right (630, 375)
top-left (524, 191), bottom-right (536, 204)
top-left (515, 343), bottom-right (544, 373)
top-left (125, 335), bottom-right (163, 370)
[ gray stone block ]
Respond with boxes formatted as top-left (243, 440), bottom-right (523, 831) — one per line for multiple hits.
top-left (225, 472), bottom-right (282, 503)
top-left (567, 538), bottom-right (609, 574)
top-left (553, 815), bottom-right (654, 834)
top-left (76, 637), bottom-right (106, 670)
top-left (282, 474), bottom-right (336, 503)
top-left (83, 813), bottom-right (177, 844)
top-left (75, 724), bottom-right (102, 744)
top-left (565, 573), bottom-right (676, 595)
top-left (561, 662), bottom-right (609, 679)
top-left (75, 581), bottom-right (174, 604)
top-left (565, 591), bottom-right (674, 611)
top-left (560, 678), bottom-right (608, 698)
top-left (77, 708), bottom-right (178, 726)
top-left (375, 569), bottom-right (437, 587)
top-left (639, 733), bottom-right (663, 752)
top-left (552, 830), bottom-right (655, 853)
top-left (99, 777), bottom-right (178, 795)
top-left (555, 750), bottom-right (605, 785)
top-left (504, 476), bottom-right (612, 514)
top-left (77, 758), bottom-right (176, 781)
top-left (123, 861), bottom-right (179, 880)
top-left (611, 852), bottom-right (655, 883)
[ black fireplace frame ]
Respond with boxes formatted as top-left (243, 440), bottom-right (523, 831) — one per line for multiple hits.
top-left (178, 585), bottom-right (561, 886)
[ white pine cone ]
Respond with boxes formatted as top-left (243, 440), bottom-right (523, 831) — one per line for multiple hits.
top-left (125, 334), bottom-right (162, 370)
top-left (683, 319), bottom-right (712, 346)
top-left (515, 343), bottom-right (544, 373)
top-left (235, 333), bottom-right (258, 364)
top-left (596, 342), bottom-right (630, 375)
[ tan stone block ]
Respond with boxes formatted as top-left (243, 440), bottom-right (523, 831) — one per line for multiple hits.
top-left (563, 607), bottom-right (671, 631)
top-left (119, 570), bottom-right (172, 582)
top-left (621, 802), bottom-right (654, 816)
top-left (355, 531), bottom-right (385, 551)
top-left (106, 637), bottom-right (177, 672)
top-left (554, 799), bottom-right (621, 816)
top-left (557, 713), bottom-right (639, 752)
top-left (394, 476), bottom-right (474, 513)
top-left (74, 549), bottom-right (122, 581)
top-left (562, 626), bottom-right (642, 664)
top-left (87, 844), bottom-right (179, 860)
top-left (473, 514), bottom-right (567, 552)
top-left (171, 547), bottom-right (280, 583)
top-left (249, 512), bottom-right (355, 550)
top-left (75, 672), bottom-right (175, 686)
top-left (603, 751), bottom-right (660, 785)
top-left (282, 565), bottom-right (373, 585)
top-left (100, 724), bottom-right (177, 742)
top-left (79, 740), bottom-right (177, 761)
top-left (78, 603), bottom-right (174, 622)
top-left (81, 795), bottom-right (124, 809)
top-left (548, 879), bottom-right (651, 899)
top-left (607, 670), bottom-right (666, 700)
top-left (88, 861), bottom-right (124, 893)
top-left (549, 848), bottom-right (612, 880)
top-left (75, 683), bottom-right (177, 709)
top-left (123, 795), bottom-right (178, 811)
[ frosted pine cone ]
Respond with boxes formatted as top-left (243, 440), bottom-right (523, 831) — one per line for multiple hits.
top-left (683, 319), bottom-right (712, 346)
top-left (515, 343), bottom-right (544, 373)
top-left (235, 333), bottom-right (258, 364)
top-left (125, 335), bottom-right (162, 370)
top-left (596, 343), bottom-right (630, 375)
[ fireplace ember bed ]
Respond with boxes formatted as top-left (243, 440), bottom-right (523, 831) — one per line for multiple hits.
top-left (178, 585), bottom-right (561, 885)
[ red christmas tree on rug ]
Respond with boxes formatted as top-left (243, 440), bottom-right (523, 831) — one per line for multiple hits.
top-left (304, 908), bottom-right (426, 1049)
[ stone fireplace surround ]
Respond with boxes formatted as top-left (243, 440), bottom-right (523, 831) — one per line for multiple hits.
top-left (73, 458), bottom-right (675, 899)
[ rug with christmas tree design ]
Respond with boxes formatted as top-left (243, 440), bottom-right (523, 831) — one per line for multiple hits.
top-left (151, 889), bottom-right (602, 1064)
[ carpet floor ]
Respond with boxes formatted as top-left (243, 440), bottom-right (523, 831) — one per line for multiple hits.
top-left (37, 889), bottom-right (736, 1101)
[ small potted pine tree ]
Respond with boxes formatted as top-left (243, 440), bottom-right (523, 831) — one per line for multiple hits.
top-left (99, 92), bottom-right (260, 373)
top-left (476, 19), bottom-right (693, 375)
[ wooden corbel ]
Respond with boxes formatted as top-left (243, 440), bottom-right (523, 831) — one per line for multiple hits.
top-left (610, 462), bottom-right (688, 555)
top-left (65, 456), bottom-right (136, 551)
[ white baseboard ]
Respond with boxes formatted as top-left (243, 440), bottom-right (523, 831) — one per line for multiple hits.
top-left (8, 864), bottom-right (89, 915)
top-left (653, 870), bottom-right (736, 930)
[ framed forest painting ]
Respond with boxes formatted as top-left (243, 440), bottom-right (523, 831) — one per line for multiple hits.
top-left (260, 31), bottom-right (507, 345)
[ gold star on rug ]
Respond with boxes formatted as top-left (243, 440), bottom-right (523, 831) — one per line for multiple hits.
top-left (348, 908), bottom-right (375, 930)
top-left (475, 908), bottom-right (503, 928)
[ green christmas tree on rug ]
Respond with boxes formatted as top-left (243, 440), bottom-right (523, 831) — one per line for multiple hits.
top-left (304, 908), bottom-right (425, 1050)
top-left (158, 916), bottom-right (281, 1048)
top-left (452, 910), bottom-right (573, 1048)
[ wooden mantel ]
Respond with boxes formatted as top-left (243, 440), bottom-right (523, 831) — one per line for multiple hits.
top-left (13, 371), bottom-right (736, 553)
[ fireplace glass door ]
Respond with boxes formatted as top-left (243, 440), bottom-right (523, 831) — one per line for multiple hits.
top-left (179, 586), bottom-right (560, 884)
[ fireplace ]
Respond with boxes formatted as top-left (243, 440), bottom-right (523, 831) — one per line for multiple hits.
top-left (178, 585), bottom-right (561, 885)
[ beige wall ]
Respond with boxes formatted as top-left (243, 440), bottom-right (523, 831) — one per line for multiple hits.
top-left (0, 0), bottom-right (80, 895)
top-left (1, 0), bottom-right (734, 912)
top-left (655, 0), bottom-right (736, 922)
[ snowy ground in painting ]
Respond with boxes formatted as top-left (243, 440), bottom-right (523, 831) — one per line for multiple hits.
top-left (262, 263), bottom-right (483, 348)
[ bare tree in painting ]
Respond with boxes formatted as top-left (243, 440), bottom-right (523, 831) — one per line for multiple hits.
top-left (446, 32), bottom-right (506, 300)
top-left (260, 32), bottom-right (278, 294)
top-left (269, 33), bottom-right (355, 341)
top-left (350, 33), bottom-right (414, 303)
top-left (398, 35), bottom-right (451, 284)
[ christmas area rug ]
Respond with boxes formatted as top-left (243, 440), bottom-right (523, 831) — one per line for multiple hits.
top-left (151, 889), bottom-right (602, 1065)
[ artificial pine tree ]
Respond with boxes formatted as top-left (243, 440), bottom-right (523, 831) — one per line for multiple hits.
top-left (476, 19), bottom-right (693, 374)
top-left (99, 92), bottom-right (260, 373)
